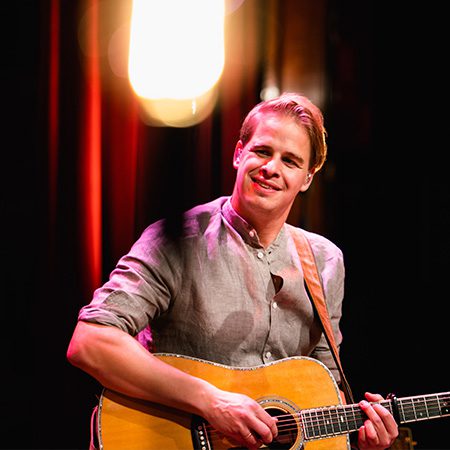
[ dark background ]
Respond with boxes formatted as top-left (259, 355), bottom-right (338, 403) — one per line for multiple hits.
top-left (2, 1), bottom-right (449, 449)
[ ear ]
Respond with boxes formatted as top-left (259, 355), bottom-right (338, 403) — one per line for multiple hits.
top-left (233, 140), bottom-right (244, 169)
top-left (299, 171), bottom-right (314, 192)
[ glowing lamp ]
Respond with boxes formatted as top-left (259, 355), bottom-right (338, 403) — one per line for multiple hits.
top-left (128, 0), bottom-right (225, 127)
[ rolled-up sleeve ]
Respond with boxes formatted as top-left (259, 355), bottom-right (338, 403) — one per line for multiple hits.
top-left (78, 220), bottom-right (181, 336)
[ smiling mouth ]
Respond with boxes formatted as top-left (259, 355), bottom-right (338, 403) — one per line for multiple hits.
top-left (252, 178), bottom-right (280, 191)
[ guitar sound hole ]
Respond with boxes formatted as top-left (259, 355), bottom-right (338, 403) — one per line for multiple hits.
top-left (265, 407), bottom-right (298, 449)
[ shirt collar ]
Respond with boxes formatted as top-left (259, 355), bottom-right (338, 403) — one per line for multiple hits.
top-left (222, 197), bottom-right (286, 251)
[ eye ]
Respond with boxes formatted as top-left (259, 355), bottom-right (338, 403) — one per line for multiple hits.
top-left (253, 148), bottom-right (270, 157)
top-left (282, 157), bottom-right (300, 168)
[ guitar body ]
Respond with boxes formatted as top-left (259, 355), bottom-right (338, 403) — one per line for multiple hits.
top-left (97, 354), bottom-right (350, 450)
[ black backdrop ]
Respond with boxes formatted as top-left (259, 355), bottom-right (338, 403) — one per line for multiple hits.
top-left (2, 1), bottom-right (449, 449)
top-left (327, 3), bottom-right (450, 449)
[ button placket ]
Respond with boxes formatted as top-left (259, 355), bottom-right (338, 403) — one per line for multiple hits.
top-left (254, 246), bottom-right (274, 365)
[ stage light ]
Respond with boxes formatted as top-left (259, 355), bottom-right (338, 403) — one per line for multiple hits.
top-left (128, 0), bottom-right (225, 127)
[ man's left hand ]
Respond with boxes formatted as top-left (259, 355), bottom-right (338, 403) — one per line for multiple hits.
top-left (356, 392), bottom-right (399, 450)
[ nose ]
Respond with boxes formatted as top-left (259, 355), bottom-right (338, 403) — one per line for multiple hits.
top-left (261, 157), bottom-right (281, 177)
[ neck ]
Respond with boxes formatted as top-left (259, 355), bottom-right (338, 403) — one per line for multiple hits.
top-left (230, 197), bottom-right (287, 248)
top-left (255, 221), bottom-right (283, 248)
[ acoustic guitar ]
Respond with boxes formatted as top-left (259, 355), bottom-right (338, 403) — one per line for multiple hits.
top-left (97, 354), bottom-right (449, 449)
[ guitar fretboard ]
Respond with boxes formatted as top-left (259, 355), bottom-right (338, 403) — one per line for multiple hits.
top-left (301, 392), bottom-right (450, 441)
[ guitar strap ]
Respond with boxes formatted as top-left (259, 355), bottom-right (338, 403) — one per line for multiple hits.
top-left (291, 230), bottom-right (355, 404)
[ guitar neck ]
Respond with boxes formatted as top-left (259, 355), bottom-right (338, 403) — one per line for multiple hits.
top-left (301, 392), bottom-right (450, 441)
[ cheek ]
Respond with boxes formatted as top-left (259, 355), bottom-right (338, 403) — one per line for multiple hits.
top-left (286, 173), bottom-right (306, 191)
top-left (241, 158), bottom-right (259, 175)
top-left (236, 163), bottom-right (251, 185)
top-left (284, 171), bottom-right (299, 184)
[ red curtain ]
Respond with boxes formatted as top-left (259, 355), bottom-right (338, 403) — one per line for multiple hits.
top-left (46, 0), bottom-right (264, 299)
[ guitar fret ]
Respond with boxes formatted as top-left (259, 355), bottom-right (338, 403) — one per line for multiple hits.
top-left (399, 398), bottom-right (406, 422)
top-left (398, 393), bottom-right (450, 423)
top-left (402, 399), bottom-right (416, 422)
top-left (302, 407), bottom-right (341, 439)
top-left (307, 404), bottom-right (365, 437)
top-left (415, 397), bottom-right (428, 420)
top-left (425, 396), bottom-right (438, 419)
top-left (441, 394), bottom-right (450, 415)
top-left (329, 407), bottom-right (338, 435)
top-left (437, 395), bottom-right (442, 416)
top-left (384, 401), bottom-right (392, 415)
top-left (325, 408), bottom-right (332, 435)
top-left (424, 398), bottom-right (430, 418)
top-left (313, 409), bottom-right (321, 438)
top-left (336, 405), bottom-right (346, 433)
top-left (304, 408), bottom-right (320, 439)
top-left (314, 409), bottom-right (322, 437)
top-left (323, 408), bottom-right (334, 436)
top-left (411, 399), bottom-right (417, 420)
top-left (299, 392), bottom-right (450, 444)
top-left (301, 410), bottom-right (312, 440)
top-left (318, 409), bottom-right (327, 437)
top-left (428, 394), bottom-right (447, 418)
top-left (435, 394), bottom-right (448, 417)
top-left (348, 405), bottom-right (359, 432)
top-left (324, 409), bottom-right (331, 435)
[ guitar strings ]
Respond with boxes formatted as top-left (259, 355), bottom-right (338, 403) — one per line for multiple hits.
top-left (204, 400), bottom-right (450, 445)
top-left (297, 394), bottom-right (450, 431)
top-left (204, 396), bottom-right (450, 434)
top-left (201, 410), bottom-right (349, 441)
top-left (199, 393), bottom-right (450, 441)
top-left (202, 394), bottom-right (450, 434)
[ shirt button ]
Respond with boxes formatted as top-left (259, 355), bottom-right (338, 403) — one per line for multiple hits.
top-left (265, 351), bottom-right (272, 359)
top-left (272, 302), bottom-right (278, 309)
top-left (257, 251), bottom-right (264, 259)
top-left (249, 230), bottom-right (255, 238)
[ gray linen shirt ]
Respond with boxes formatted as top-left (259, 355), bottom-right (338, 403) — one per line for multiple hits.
top-left (78, 196), bottom-right (345, 383)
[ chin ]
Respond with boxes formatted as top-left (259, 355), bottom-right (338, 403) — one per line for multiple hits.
top-left (250, 196), bottom-right (286, 214)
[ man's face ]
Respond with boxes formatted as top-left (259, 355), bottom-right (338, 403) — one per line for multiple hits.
top-left (231, 112), bottom-right (313, 223)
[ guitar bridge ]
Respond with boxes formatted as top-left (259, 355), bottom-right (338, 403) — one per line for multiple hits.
top-left (191, 415), bottom-right (212, 450)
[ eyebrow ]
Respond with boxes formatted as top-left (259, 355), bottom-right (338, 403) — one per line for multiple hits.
top-left (251, 144), bottom-right (305, 165)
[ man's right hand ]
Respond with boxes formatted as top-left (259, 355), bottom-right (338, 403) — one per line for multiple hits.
top-left (201, 387), bottom-right (278, 449)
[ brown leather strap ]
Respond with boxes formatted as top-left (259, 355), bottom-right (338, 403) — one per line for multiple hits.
top-left (292, 230), bottom-right (354, 404)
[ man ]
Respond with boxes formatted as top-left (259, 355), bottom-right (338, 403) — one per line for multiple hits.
top-left (67, 93), bottom-right (398, 449)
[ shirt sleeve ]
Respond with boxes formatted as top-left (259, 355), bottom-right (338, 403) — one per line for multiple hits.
top-left (78, 220), bottom-right (181, 336)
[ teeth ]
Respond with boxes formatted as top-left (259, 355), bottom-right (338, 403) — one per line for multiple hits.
top-left (257, 180), bottom-right (273, 189)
